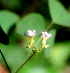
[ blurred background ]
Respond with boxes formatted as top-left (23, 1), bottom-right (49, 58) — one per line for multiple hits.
top-left (0, 0), bottom-right (70, 73)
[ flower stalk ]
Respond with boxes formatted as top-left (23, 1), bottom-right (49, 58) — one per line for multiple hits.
top-left (14, 51), bottom-right (36, 73)
top-left (14, 22), bottom-right (53, 73)
top-left (0, 50), bottom-right (11, 73)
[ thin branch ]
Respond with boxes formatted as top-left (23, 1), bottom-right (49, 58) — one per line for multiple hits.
top-left (0, 50), bottom-right (11, 73)
top-left (14, 51), bottom-right (36, 73)
top-left (45, 21), bottom-right (54, 31)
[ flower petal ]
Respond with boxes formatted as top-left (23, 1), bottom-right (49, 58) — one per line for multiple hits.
top-left (47, 34), bottom-right (51, 38)
top-left (33, 30), bottom-right (36, 37)
top-left (41, 31), bottom-right (51, 39)
top-left (27, 30), bottom-right (33, 36)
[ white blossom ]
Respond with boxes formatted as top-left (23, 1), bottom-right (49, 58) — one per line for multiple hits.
top-left (24, 30), bottom-right (37, 37)
top-left (41, 31), bottom-right (51, 39)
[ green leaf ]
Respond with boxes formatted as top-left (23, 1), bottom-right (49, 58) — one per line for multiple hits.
top-left (48, 0), bottom-right (70, 27)
top-left (49, 41), bottom-right (70, 68)
top-left (16, 13), bottom-right (45, 35)
top-left (19, 66), bottom-right (46, 73)
top-left (0, 43), bottom-right (26, 73)
top-left (45, 29), bottom-right (57, 58)
top-left (0, 10), bottom-right (19, 34)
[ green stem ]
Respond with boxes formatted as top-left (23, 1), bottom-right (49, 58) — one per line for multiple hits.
top-left (14, 21), bottom-right (53, 73)
top-left (0, 50), bottom-right (11, 73)
top-left (14, 51), bottom-right (36, 73)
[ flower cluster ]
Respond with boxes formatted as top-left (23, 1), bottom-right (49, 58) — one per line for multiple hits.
top-left (24, 30), bottom-right (51, 52)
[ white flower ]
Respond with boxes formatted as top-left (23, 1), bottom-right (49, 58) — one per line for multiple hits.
top-left (27, 30), bottom-right (37, 37)
top-left (41, 31), bottom-right (51, 39)
top-left (24, 30), bottom-right (37, 40)
top-left (24, 30), bottom-right (37, 46)
top-left (41, 31), bottom-right (51, 48)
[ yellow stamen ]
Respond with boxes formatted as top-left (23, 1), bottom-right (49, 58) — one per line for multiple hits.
top-left (29, 36), bottom-right (34, 44)
top-left (45, 45), bottom-right (50, 48)
top-left (43, 37), bottom-right (47, 40)
top-left (42, 37), bottom-right (50, 48)
top-left (42, 37), bottom-right (47, 45)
